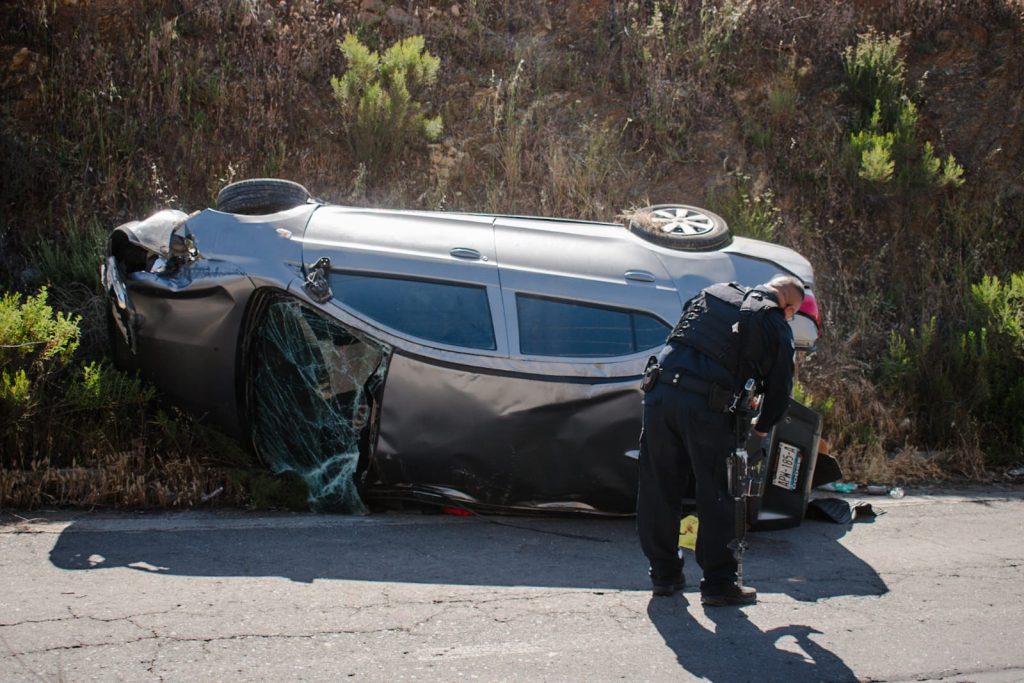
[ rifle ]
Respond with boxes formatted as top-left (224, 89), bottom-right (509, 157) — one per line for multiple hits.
top-left (727, 379), bottom-right (768, 589)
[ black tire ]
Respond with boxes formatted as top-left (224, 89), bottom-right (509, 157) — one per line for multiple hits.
top-left (626, 204), bottom-right (732, 251)
top-left (216, 178), bottom-right (312, 215)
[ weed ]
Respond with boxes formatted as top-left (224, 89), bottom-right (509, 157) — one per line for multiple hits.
top-left (29, 220), bottom-right (108, 291)
top-left (544, 120), bottom-right (629, 220)
top-left (612, 0), bottom-right (752, 157)
top-left (1, 288), bottom-right (80, 465)
top-left (330, 33), bottom-right (443, 168)
top-left (0, 287), bottom-right (267, 508)
top-left (488, 59), bottom-right (528, 211)
top-left (742, 121), bottom-right (772, 151)
top-left (766, 71), bottom-right (798, 122)
top-left (708, 172), bottom-right (782, 242)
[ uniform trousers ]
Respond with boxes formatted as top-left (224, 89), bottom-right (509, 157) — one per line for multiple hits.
top-left (637, 379), bottom-right (738, 590)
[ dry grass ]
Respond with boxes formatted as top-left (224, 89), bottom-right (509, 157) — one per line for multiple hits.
top-left (0, 450), bottom-right (240, 509)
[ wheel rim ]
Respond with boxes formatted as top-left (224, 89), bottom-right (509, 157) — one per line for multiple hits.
top-left (651, 207), bottom-right (716, 236)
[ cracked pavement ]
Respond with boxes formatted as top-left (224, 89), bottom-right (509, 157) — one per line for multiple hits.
top-left (2, 487), bottom-right (1023, 682)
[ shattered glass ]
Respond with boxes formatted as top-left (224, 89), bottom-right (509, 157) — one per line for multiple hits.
top-left (248, 294), bottom-right (389, 512)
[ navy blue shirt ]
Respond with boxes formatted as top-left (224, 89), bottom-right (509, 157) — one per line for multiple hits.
top-left (659, 285), bottom-right (795, 433)
top-left (746, 288), bottom-right (796, 433)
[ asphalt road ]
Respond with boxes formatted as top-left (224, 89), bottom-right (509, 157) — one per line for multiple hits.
top-left (2, 487), bottom-right (1023, 682)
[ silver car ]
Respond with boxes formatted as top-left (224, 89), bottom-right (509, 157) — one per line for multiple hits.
top-left (103, 179), bottom-right (821, 514)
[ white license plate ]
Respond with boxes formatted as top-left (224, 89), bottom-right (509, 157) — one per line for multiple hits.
top-left (772, 442), bottom-right (801, 490)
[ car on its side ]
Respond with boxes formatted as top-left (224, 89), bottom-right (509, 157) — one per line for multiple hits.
top-left (103, 178), bottom-right (821, 514)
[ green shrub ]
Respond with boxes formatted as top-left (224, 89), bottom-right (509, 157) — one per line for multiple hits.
top-left (843, 33), bottom-right (965, 192)
top-left (966, 274), bottom-right (1024, 458)
top-left (65, 361), bottom-right (156, 412)
top-left (1, 288), bottom-right (82, 464)
top-left (0, 287), bottom-right (80, 381)
top-left (793, 379), bottom-right (835, 418)
top-left (30, 219), bottom-right (108, 290)
top-left (1, 288), bottom-right (153, 468)
top-left (330, 33), bottom-right (443, 166)
top-left (843, 29), bottom-right (905, 132)
top-left (850, 126), bottom-right (895, 183)
top-left (0, 286), bottom-right (274, 508)
top-left (879, 273), bottom-right (1024, 465)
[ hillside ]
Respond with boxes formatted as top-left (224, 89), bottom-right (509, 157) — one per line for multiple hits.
top-left (2, 0), bottom-right (1023, 507)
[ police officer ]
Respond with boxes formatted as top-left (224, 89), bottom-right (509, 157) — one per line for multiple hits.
top-left (637, 275), bottom-right (805, 606)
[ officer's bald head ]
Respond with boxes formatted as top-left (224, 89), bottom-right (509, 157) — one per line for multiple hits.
top-left (765, 275), bottom-right (805, 320)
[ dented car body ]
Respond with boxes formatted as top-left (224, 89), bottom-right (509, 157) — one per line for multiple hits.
top-left (103, 179), bottom-right (820, 515)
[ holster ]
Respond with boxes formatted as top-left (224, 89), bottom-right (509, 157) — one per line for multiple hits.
top-left (707, 385), bottom-right (734, 413)
top-left (640, 355), bottom-right (661, 393)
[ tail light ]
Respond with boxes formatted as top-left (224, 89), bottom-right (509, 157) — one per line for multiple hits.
top-left (798, 290), bottom-right (821, 333)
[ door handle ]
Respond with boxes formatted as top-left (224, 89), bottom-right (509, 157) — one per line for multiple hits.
top-left (450, 247), bottom-right (486, 261)
top-left (624, 270), bottom-right (656, 283)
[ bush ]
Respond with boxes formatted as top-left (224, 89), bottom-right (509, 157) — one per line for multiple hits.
top-left (330, 33), bottom-right (443, 166)
top-left (843, 32), bottom-right (965, 191)
top-left (30, 219), bottom-right (108, 291)
top-left (1, 288), bottom-right (116, 466)
top-left (879, 273), bottom-right (1024, 468)
top-left (843, 29), bottom-right (905, 132)
top-left (0, 288), bottom-right (80, 432)
top-left (0, 287), bottom-right (261, 508)
top-left (966, 274), bottom-right (1024, 459)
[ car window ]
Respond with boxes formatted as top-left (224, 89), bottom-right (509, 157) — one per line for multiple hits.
top-left (246, 293), bottom-right (386, 513)
top-left (516, 294), bottom-right (670, 357)
top-left (329, 272), bottom-right (496, 350)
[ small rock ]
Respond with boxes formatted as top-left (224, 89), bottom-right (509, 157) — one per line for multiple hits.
top-left (356, 11), bottom-right (381, 26)
top-left (450, 4), bottom-right (460, 17)
top-left (10, 47), bottom-right (31, 72)
top-left (385, 6), bottom-right (419, 29)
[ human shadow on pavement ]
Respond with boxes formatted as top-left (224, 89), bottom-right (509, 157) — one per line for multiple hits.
top-left (647, 597), bottom-right (857, 682)
top-left (47, 513), bottom-right (885, 599)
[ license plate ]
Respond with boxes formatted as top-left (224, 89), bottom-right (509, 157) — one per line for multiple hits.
top-left (772, 442), bottom-right (801, 490)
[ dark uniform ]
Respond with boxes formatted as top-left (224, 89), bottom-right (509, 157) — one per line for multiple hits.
top-left (637, 282), bottom-right (796, 595)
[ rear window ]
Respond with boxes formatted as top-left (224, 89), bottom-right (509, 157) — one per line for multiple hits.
top-left (329, 272), bottom-right (496, 350)
top-left (516, 294), bottom-right (669, 357)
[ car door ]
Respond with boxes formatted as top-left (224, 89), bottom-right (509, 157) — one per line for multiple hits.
top-left (493, 217), bottom-right (682, 365)
top-left (301, 206), bottom-right (507, 357)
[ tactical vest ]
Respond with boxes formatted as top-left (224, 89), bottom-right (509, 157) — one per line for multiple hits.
top-left (667, 283), bottom-right (778, 385)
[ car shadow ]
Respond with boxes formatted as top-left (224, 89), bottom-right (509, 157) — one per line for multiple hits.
top-left (45, 513), bottom-right (885, 598)
top-left (647, 597), bottom-right (858, 682)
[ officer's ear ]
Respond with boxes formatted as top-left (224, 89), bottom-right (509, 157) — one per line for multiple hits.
top-left (780, 289), bottom-right (802, 320)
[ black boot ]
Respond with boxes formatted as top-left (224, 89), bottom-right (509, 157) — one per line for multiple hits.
top-left (700, 582), bottom-right (756, 606)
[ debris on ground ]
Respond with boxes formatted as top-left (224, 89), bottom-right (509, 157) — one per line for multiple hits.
top-left (806, 498), bottom-right (884, 524)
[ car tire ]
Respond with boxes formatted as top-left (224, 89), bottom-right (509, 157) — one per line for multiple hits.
top-left (216, 178), bottom-right (312, 215)
top-left (626, 204), bottom-right (732, 251)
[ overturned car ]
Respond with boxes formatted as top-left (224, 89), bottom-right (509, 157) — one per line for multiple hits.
top-left (103, 179), bottom-right (821, 515)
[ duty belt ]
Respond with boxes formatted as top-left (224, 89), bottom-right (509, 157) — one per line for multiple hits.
top-left (659, 369), bottom-right (711, 393)
top-left (658, 369), bottom-right (734, 412)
